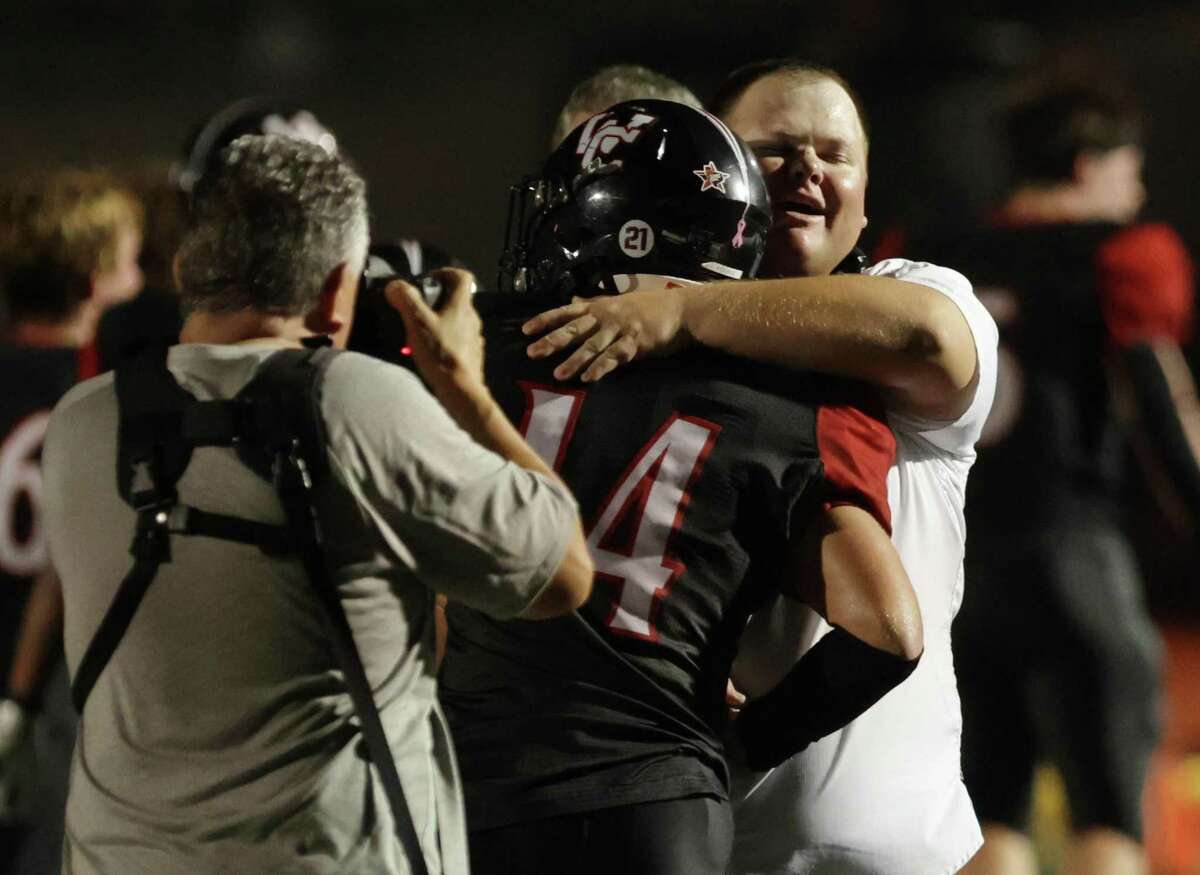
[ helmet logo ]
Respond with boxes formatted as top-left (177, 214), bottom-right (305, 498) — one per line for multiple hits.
top-left (576, 112), bottom-right (658, 168)
top-left (618, 220), bottom-right (655, 258)
top-left (693, 161), bottom-right (730, 194)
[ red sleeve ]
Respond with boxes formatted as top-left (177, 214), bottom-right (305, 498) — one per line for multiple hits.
top-left (1097, 223), bottom-right (1195, 347)
top-left (76, 341), bottom-right (101, 380)
top-left (871, 223), bottom-right (908, 262)
top-left (816, 399), bottom-right (896, 534)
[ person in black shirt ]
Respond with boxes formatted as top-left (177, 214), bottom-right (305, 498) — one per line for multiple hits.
top-left (0, 168), bottom-right (143, 875)
top-left (440, 100), bottom-right (923, 875)
top-left (914, 82), bottom-right (1200, 875)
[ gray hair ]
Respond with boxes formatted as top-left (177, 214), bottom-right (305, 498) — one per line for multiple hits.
top-left (176, 134), bottom-right (368, 316)
top-left (552, 65), bottom-right (702, 146)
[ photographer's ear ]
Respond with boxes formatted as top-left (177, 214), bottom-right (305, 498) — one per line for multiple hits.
top-left (306, 261), bottom-right (360, 348)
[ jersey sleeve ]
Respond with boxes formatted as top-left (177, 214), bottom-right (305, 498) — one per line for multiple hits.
top-left (867, 258), bottom-right (999, 456)
top-left (1096, 223), bottom-right (1195, 348)
top-left (321, 353), bottom-right (579, 619)
top-left (816, 390), bottom-right (896, 533)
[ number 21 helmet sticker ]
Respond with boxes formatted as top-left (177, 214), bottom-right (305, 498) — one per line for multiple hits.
top-left (618, 220), bottom-right (655, 258)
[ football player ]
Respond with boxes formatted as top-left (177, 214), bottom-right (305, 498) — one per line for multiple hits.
top-left (0, 169), bottom-right (143, 874)
top-left (913, 80), bottom-right (1198, 875)
top-left (439, 99), bottom-right (923, 875)
top-left (521, 61), bottom-right (998, 875)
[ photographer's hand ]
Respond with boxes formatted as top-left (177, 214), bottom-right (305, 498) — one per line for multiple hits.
top-left (388, 268), bottom-right (595, 617)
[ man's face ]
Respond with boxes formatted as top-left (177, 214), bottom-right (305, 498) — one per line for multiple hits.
top-left (725, 74), bottom-right (868, 277)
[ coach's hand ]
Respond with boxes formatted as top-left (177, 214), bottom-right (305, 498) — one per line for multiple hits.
top-left (523, 287), bottom-right (690, 382)
top-left (387, 268), bottom-right (483, 389)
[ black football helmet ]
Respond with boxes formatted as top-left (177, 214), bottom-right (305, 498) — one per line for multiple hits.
top-left (499, 99), bottom-right (772, 299)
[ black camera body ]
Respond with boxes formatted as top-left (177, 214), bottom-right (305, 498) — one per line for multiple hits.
top-left (348, 244), bottom-right (447, 365)
top-left (361, 250), bottom-right (446, 311)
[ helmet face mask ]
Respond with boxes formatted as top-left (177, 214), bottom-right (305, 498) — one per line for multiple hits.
top-left (499, 99), bottom-right (772, 299)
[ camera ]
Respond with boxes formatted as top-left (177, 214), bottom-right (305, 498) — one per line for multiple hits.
top-left (361, 245), bottom-right (446, 311)
top-left (350, 244), bottom-right (448, 365)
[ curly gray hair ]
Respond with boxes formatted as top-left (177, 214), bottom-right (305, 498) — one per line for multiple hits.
top-left (176, 134), bottom-right (368, 316)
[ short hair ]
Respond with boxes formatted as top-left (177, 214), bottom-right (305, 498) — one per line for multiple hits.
top-left (176, 134), bottom-right (368, 316)
top-left (1005, 84), bottom-right (1142, 186)
top-left (711, 59), bottom-right (870, 150)
top-left (0, 169), bottom-right (142, 322)
top-left (552, 64), bottom-right (702, 146)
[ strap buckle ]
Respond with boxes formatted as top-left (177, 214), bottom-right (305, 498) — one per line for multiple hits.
top-left (131, 498), bottom-right (175, 562)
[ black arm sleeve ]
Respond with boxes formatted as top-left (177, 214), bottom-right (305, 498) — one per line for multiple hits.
top-left (735, 625), bottom-right (920, 771)
top-left (1124, 342), bottom-right (1200, 520)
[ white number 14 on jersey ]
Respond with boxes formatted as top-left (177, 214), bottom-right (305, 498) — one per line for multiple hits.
top-left (518, 383), bottom-right (719, 640)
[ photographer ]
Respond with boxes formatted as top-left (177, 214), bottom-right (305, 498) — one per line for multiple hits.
top-left (41, 134), bottom-right (592, 875)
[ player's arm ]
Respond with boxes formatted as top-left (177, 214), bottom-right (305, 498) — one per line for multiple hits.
top-left (387, 271), bottom-right (593, 618)
top-left (732, 503), bottom-right (923, 771)
top-left (5, 565), bottom-right (64, 708)
top-left (0, 565), bottom-right (63, 820)
top-left (523, 272), bottom-right (979, 420)
top-left (1124, 342), bottom-right (1200, 522)
top-left (1100, 225), bottom-right (1200, 528)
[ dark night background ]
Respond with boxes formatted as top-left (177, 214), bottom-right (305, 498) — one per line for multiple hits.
top-left (3, 0), bottom-right (1199, 613)
top-left (4, 5), bottom-right (1200, 868)
top-left (2, 0), bottom-right (1198, 278)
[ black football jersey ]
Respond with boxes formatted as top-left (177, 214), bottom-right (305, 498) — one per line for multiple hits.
top-left (915, 221), bottom-right (1194, 532)
top-left (440, 297), bottom-right (894, 829)
top-left (0, 345), bottom-right (82, 687)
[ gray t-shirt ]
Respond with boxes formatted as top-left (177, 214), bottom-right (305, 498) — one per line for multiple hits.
top-left (42, 344), bottom-right (577, 875)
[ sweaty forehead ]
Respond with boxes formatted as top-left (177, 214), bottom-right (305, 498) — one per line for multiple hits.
top-left (728, 75), bottom-right (866, 151)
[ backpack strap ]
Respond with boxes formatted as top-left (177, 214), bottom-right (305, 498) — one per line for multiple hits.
top-left (247, 349), bottom-right (431, 875)
top-left (72, 348), bottom-right (297, 712)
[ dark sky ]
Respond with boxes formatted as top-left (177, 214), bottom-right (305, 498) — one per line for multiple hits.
top-left (2, 1), bottom-right (1197, 276)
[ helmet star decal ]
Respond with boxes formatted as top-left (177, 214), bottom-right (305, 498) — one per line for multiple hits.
top-left (693, 161), bottom-right (730, 193)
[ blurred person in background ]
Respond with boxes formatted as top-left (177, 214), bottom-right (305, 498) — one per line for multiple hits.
top-left (0, 169), bottom-right (143, 874)
top-left (41, 134), bottom-right (591, 875)
top-left (912, 81), bottom-right (1199, 875)
top-left (521, 59), bottom-right (997, 874)
top-left (549, 63), bottom-right (702, 147)
top-left (93, 161), bottom-right (187, 371)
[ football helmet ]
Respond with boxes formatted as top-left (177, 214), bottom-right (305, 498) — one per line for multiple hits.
top-left (499, 99), bottom-right (771, 299)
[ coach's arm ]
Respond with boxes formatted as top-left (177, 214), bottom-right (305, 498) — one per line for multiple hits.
top-left (524, 273), bottom-right (979, 421)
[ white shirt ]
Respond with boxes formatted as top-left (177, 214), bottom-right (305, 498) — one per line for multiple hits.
top-left (729, 259), bottom-right (999, 875)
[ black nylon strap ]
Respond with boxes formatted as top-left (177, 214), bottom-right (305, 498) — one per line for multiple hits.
top-left (251, 350), bottom-right (430, 875)
top-left (275, 461), bottom-right (428, 875)
top-left (78, 346), bottom-right (428, 875)
top-left (71, 556), bottom-right (163, 713)
top-left (177, 506), bottom-right (294, 554)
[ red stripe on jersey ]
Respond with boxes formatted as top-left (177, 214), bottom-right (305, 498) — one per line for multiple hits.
top-left (1097, 223), bottom-right (1195, 347)
top-left (76, 341), bottom-right (101, 380)
top-left (816, 400), bottom-right (896, 534)
top-left (871, 223), bottom-right (908, 263)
